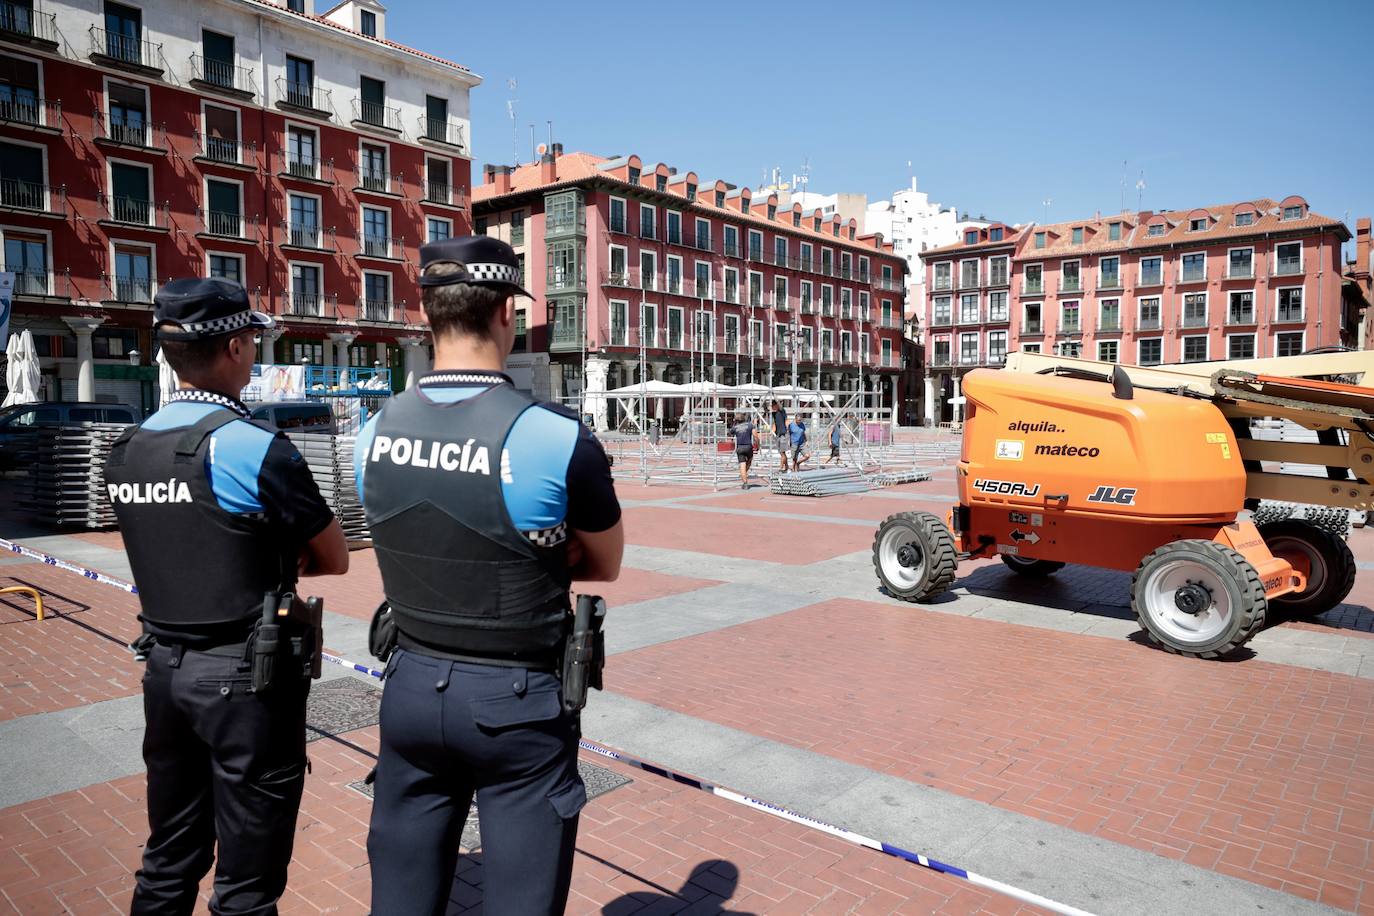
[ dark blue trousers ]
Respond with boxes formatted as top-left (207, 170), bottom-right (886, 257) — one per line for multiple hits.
top-left (366, 650), bottom-right (585, 916)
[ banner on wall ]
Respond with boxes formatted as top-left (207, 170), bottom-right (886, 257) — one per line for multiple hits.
top-left (0, 272), bottom-right (13, 355)
top-left (242, 364), bottom-right (305, 403)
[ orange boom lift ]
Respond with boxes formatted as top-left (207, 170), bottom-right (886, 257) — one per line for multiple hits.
top-left (873, 353), bottom-right (1374, 659)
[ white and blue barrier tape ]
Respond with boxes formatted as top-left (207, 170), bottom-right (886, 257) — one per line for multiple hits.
top-left (8, 537), bottom-right (1095, 916)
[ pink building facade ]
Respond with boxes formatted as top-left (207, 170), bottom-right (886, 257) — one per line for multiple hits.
top-left (920, 197), bottom-right (1353, 424)
top-left (473, 150), bottom-right (908, 428)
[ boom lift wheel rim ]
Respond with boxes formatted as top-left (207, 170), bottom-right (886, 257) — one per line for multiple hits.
top-left (1139, 559), bottom-right (1235, 646)
top-left (878, 526), bottom-right (927, 590)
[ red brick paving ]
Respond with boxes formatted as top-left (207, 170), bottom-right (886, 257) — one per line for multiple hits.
top-left (621, 507), bottom-right (874, 565)
top-left (0, 726), bottom-right (1044, 915)
top-left (607, 597), bottom-right (1374, 911)
top-left (708, 493), bottom-right (906, 523)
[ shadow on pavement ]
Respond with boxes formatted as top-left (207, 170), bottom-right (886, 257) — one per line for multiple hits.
top-left (600, 859), bottom-right (754, 915)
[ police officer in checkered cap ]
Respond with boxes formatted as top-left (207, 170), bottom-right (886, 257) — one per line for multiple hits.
top-left (359, 236), bottom-right (624, 914)
top-left (103, 277), bottom-right (350, 913)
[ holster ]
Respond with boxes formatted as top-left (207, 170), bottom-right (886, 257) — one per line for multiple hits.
top-left (251, 591), bottom-right (324, 693)
top-left (560, 594), bottom-right (606, 714)
top-left (368, 601), bottom-right (398, 664)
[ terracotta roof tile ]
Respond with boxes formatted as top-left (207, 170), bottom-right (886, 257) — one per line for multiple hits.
top-left (920, 231), bottom-right (1023, 259)
top-left (243, 0), bottom-right (473, 74)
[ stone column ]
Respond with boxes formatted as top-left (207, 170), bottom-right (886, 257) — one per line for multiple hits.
top-left (328, 332), bottom-right (356, 385)
top-left (923, 375), bottom-right (935, 427)
top-left (952, 375), bottom-right (963, 424)
top-left (401, 337), bottom-right (429, 390)
top-left (259, 328), bottom-right (283, 365)
top-left (584, 356), bottom-right (610, 431)
top-left (63, 317), bottom-right (104, 402)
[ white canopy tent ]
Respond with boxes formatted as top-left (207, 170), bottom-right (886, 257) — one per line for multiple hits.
top-left (2, 331), bottom-right (40, 408)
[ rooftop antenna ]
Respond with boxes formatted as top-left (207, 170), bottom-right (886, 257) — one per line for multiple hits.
top-left (547, 120), bottom-right (553, 150)
top-left (1136, 172), bottom-right (1146, 211)
top-left (1120, 159), bottom-right (1127, 213)
top-left (1042, 197), bottom-right (1052, 222)
top-left (529, 123), bottom-right (535, 163)
top-left (505, 79), bottom-right (519, 165)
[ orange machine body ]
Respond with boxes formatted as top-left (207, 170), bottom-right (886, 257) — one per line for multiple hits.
top-left (952, 370), bottom-right (1303, 599)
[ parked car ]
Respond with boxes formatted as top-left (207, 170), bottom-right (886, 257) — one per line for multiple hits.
top-left (247, 400), bottom-right (336, 434)
top-left (0, 401), bottom-right (139, 471)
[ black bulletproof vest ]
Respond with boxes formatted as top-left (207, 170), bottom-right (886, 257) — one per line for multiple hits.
top-left (104, 410), bottom-right (292, 629)
top-left (363, 383), bottom-right (571, 660)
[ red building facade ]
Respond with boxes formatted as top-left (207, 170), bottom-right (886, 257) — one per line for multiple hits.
top-left (920, 198), bottom-right (1354, 424)
top-left (0, 0), bottom-right (477, 410)
top-left (473, 150), bottom-right (909, 428)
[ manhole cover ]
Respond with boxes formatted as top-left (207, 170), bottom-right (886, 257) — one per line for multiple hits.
top-left (306, 678), bottom-right (383, 741)
top-left (347, 760), bottom-right (630, 850)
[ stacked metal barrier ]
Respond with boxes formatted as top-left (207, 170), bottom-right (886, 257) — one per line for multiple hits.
top-left (771, 467), bottom-right (872, 497)
top-left (16, 424), bottom-right (127, 528)
top-left (289, 433), bottom-right (370, 544)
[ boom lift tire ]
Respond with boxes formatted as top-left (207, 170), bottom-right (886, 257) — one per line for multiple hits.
top-left (1257, 519), bottom-right (1356, 618)
top-left (1131, 540), bottom-right (1267, 659)
top-left (1000, 556), bottom-right (1066, 577)
top-left (873, 511), bottom-right (958, 602)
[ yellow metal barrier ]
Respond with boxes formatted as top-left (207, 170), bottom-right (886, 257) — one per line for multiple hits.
top-left (0, 586), bottom-right (46, 621)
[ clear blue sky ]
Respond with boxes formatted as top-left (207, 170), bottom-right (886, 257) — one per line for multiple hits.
top-left (394, 0), bottom-right (1374, 240)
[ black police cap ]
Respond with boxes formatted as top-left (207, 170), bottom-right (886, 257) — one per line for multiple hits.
top-left (418, 235), bottom-right (533, 298)
top-left (154, 278), bottom-right (274, 341)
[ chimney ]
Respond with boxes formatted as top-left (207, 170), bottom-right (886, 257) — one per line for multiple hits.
top-left (494, 166), bottom-right (512, 195)
top-left (539, 152), bottom-right (555, 184)
top-left (1357, 218), bottom-right (1371, 273)
top-left (551, 142), bottom-right (564, 158)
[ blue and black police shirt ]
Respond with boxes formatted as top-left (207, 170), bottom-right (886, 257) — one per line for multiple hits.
top-left (354, 371), bottom-right (621, 538)
top-left (140, 394), bottom-right (334, 639)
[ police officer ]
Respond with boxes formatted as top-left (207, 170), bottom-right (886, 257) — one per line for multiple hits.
top-left (103, 278), bottom-right (349, 914)
top-left (358, 236), bottom-right (624, 915)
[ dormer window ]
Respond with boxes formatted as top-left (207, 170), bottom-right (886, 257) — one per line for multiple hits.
top-left (715, 190), bottom-right (725, 207)
top-left (832, 224), bottom-right (839, 236)
top-left (1189, 217), bottom-right (1208, 232)
top-left (989, 227), bottom-right (1003, 241)
top-left (1147, 223), bottom-right (1165, 237)
top-left (627, 166), bottom-right (641, 184)
top-left (1034, 231), bottom-right (1046, 249)
top-left (360, 9), bottom-right (376, 36)
top-left (767, 204), bottom-right (776, 220)
top-left (1235, 211), bottom-right (1254, 227)
top-left (848, 227), bottom-right (856, 240)
top-left (792, 212), bottom-right (800, 227)
top-left (1282, 204), bottom-right (1304, 220)
top-left (964, 230), bottom-right (978, 245)
top-left (1108, 222), bottom-right (1121, 241)
top-left (686, 183), bottom-right (696, 202)
top-left (656, 175), bottom-right (666, 191)
top-left (813, 217), bottom-right (821, 231)
top-left (1071, 227), bottom-right (1083, 244)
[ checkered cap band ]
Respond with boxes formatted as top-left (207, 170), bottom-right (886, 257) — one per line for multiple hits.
top-left (174, 310), bottom-right (252, 336)
top-left (463, 262), bottom-right (521, 286)
top-left (525, 522), bottom-right (567, 548)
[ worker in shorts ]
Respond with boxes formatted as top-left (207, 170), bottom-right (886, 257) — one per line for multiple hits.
top-left (788, 417), bottom-right (810, 471)
top-left (769, 399), bottom-right (790, 472)
top-left (730, 412), bottom-right (759, 489)
top-left (825, 415), bottom-right (844, 465)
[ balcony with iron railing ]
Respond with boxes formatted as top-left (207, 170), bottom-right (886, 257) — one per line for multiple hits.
top-left (280, 221), bottom-right (336, 251)
top-left (1225, 263), bottom-right (1255, 280)
top-left (356, 166), bottom-right (403, 196)
top-left (418, 116), bottom-right (466, 151)
top-left (692, 233), bottom-right (714, 253)
top-left (549, 314), bottom-right (585, 351)
top-left (1180, 311), bottom-right (1208, 328)
top-left (0, 179), bottom-right (63, 216)
top-left (189, 54), bottom-right (255, 99)
top-left (1097, 314), bottom-right (1122, 332)
top-left (102, 273), bottom-right (162, 305)
top-left (987, 271), bottom-right (1010, 289)
top-left (196, 209), bottom-right (260, 241)
top-left (1136, 268), bottom-right (1165, 287)
top-left (1, 1), bottom-right (59, 49)
top-left (723, 243), bottom-right (742, 258)
top-left (352, 97), bottom-right (401, 133)
top-left (1020, 319), bottom-right (1044, 335)
top-left (1097, 272), bottom-right (1122, 290)
top-left (639, 221), bottom-right (657, 241)
top-left (1178, 265), bottom-right (1208, 284)
top-left (547, 265), bottom-right (587, 291)
top-left (1275, 306), bottom-right (1305, 324)
top-left (1226, 307), bottom-right (1257, 326)
top-left (956, 273), bottom-right (980, 290)
top-left (879, 315), bottom-right (903, 329)
top-left (1272, 259), bottom-right (1304, 277)
top-left (1057, 276), bottom-right (1082, 293)
top-left (358, 233), bottom-right (403, 260)
top-left (931, 314), bottom-right (952, 327)
top-left (358, 298), bottom-right (400, 322)
top-left (98, 194), bottom-right (168, 230)
top-left (284, 292), bottom-right (337, 319)
top-left (931, 276), bottom-right (953, 292)
top-left (422, 180), bottom-right (465, 207)
top-left (278, 151), bottom-right (333, 184)
top-left (194, 132), bottom-right (256, 170)
top-left (3, 264), bottom-right (59, 297)
top-left (931, 352), bottom-right (952, 368)
top-left (987, 308), bottom-right (1010, 324)
top-left (94, 111), bottom-right (164, 150)
top-left (1058, 316), bottom-right (1082, 335)
top-left (89, 26), bottom-right (163, 76)
top-left (879, 352), bottom-right (901, 369)
top-left (874, 276), bottom-right (902, 292)
top-left (607, 213), bottom-right (628, 234)
top-left (0, 94), bottom-right (59, 131)
top-left (957, 310), bottom-right (980, 326)
top-left (1137, 313), bottom-right (1162, 330)
top-left (275, 78), bottom-right (332, 118)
